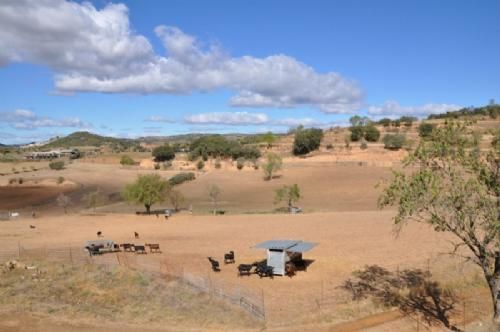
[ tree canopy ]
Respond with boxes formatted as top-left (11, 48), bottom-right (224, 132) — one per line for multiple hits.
top-left (292, 127), bottom-right (323, 155)
top-left (274, 184), bottom-right (301, 212)
top-left (152, 144), bottom-right (175, 162)
top-left (122, 174), bottom-right (170, 213)
top-left (262, 152), bottom-right (282, 180)
top-left (378, 122), bottom-right (500, 322)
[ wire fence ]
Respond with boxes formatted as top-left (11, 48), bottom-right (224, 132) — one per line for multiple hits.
top-left (0, 244), bottom-right (266, 321)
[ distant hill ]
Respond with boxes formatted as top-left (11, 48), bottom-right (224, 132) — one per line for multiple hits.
top-left (428, 104), bottom-right (500, 120)
top-left (42, 131), bottom-right (133, 148)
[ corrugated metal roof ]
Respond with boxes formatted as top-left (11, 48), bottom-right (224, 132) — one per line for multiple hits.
top-left (288, 241), bottom-right (317, 253)
top-left (254, 240), bottom-right (318, 252)
top-left (254, 240), bottom-right (300, 250)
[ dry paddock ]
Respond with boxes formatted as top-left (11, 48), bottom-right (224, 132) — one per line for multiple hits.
top-left (1, 210), bottom-right (485, 329)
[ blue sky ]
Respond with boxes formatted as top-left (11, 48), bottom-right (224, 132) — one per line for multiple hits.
top-left (0, 0), bottom-right (499, 144)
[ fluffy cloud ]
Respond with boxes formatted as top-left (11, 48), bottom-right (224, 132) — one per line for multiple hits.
top-left (184, 112), bottom-right (269, 125)
top-left (145, 116), bottom-right (175, 123)
top-left (368, 101), bottom-right (462, 118)
top-left (0, 1), bottom-right (363, 113)
top-left (0, 109), bottom-right (90, 130)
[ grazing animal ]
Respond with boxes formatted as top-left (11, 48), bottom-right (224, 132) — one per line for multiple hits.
top-left (134, 245), bottom-right (147, 254)
top-left (285, 262), bottom-right (297, 278)
top-left (255, 263), bottom-right (274, 278)
top-left (145, 243), bottom-right (161, 253)
top-left (224, 250), bottom-right (235, 264)
top-left (97, 231), bottom-right (102, 237)
top-left (119, 243), bottom-right (134, 252)
top-left (237, 264), bottom-right (253, 277)
top-left (207, 257), bottom-right (220, 272)
top-left (29, 225), bottom-right (36, 229)
top-left (134, 232), bottom-right (139, 239)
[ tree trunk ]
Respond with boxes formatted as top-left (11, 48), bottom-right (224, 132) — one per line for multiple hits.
top-left (145, 204), bottom-right (151, 214)
top-left (491, 254), bottom-right (500, 323)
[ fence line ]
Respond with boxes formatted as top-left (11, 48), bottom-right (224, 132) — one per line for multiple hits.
top-left (0, 244), bottom-right (266, 321)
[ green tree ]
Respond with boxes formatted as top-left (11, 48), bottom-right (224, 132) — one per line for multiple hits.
top-left (293, 127), bottom-right (324, 155)
top-left (364, 125), bottom-right (381, 142)
top-left (274, 184), bottom-right (301, 212)
top-left (208, 184), bottom-right (221, 215)
top-left (263, 152), bottom-right (282, 181)
top-left (120, 154), bottom-right (135, 165)
top-left (378, 122), bottom-right (500, 323)
top-left (152, 144), bottom-right (175, 162)
top-left (349, 126), bottom-right (364, 142)
top-left (378, 118), bottom-right (392, 127)
top-left (418, 122), bottom-right (436, 138)
top-left (122, 174), bottom-right (170, 213)
top-left (383, 134), bottom-right (406, 150)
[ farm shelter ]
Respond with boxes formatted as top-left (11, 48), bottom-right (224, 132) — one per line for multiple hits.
top-left (254, 240), bottom-right (317, 276)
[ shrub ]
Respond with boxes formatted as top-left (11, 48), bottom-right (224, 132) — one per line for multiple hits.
top-left (214, 158), bottom-right (222, 169)
top-left (236, 157), bottom-right (245, 170)
top-left (49, 161), bottom-right (65, 170)
top-left (8, 178), bottom-right (16, 184)
top-left (418, 122), bottom-right (435, 138)
top-left (251, 158), bottom-right (259, 170)
top-left (152, 144), bottom-right (175, 162)
top-left (154, 163), bottom-right (160, 170)
top-left (57, 176), bottom-right (65, 184)
top-left (383, 134), bottom-right (406, 150)
top-left (263, 152), bottom-right (282, 180)
top-left (293, 128), bottom-right (324, 155)
top-left (360, 141), bottom-right (368, 150)
top-left (400, 116), bottom-right (416, 127)
top-left (120, 155), bottom-right (135, 166)
top-left (378, 118), bottom-right (392, 127)
top-left (364, 125), bottom-right (380, 142)
top-left (196, 160), bottom-right (205, 170)
top-left (349, 126), bottom-right (364, 141)
top-left (168, 172), bottom-right (195, 186)
top-left (17, 177), bottom-right (23, 184)
top-left (326, 143), bottom-right (333, 150)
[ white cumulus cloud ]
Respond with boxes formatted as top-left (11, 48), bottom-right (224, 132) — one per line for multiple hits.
top-left (0, 109), bottom-right (91, 130)
top-left (184, 112), bottom-right (269, 125)
top-left (0, 0), bottom-right (364, 113)
top-left (368, 101), bottom-right (463, 118)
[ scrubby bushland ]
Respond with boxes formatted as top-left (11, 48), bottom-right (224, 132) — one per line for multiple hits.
top-left (152, 144), bottom-right (175, 162)
top-left (188, 135), bottom-right (260, 160)
top-left (120, 155), bottom-right (135, 166)
top-left (292, 128), bottom-right (324, 155)
top-left (168, 172), bottom-right (195, 186)
top-left (383, 134), bottom-right (406, 150)
top-left (49, 161), bottom-right (65, 170)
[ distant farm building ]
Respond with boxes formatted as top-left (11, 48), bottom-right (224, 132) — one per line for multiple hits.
top-left (25, 149), bottom-right (80, 160)
top-left (254, 240), bottom-right (317, 276)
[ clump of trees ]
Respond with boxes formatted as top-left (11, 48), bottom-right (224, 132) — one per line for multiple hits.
top-left (274, 184), bottom-right (301, 212)
top-left (379, 122), bottom-right (500, 323)
top-left (49, 161), bottom-right (65, 170)
top-left (262, 152), bottom-right (282, 180)
top-left (152, 144), bottom-right (175, 162)
top-left (293, 127), bottom-right (324, 155)
top-left (383, 134), bottom-right (406, 150)
top-left (188, 135), bottom-right (260, 161)
top-left (120, 155), bottom-right (136, 166)
top-left (348, 116), bottom-right (380, 142)
top-left (122, 174), bottom-right (170, 213)
top-left (428, 102), bottom-right (500, 120)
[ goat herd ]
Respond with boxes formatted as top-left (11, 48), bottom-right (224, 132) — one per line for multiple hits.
top-left (208, 251), bottom-right (297, 279)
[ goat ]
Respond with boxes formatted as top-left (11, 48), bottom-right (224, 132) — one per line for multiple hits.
top-left (134, 245), bottom-right (147, 254)
top-left (237, 264), bottom-right (253, 277)
top-left (255, 263), bottom-right (274, 279)
top-left (29, 225), bottom-right (36, 229)
top-left (224, 250), bottom-right (235, 264)
top-left (145, 243), bottom-right (161, 253)
top-left (119, 243), bottom-right (134, 252)
top-left (134, 232), bottom-right (139, 239)
top-left (207, 257), bottom-right (220, 272)
top-left (97, 231), bottom-right (102, 237)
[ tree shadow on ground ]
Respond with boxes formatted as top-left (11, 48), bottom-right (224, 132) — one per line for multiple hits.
top-left (340, 265), bottom-right (462, 331)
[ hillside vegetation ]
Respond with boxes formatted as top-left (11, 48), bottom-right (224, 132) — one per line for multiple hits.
top-left (42, 131), bottom-right (134, 149)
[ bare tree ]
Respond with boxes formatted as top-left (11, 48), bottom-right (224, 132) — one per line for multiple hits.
top-left (56, 193), bottom-right (71, 214)
top-left (207, 184), bottom-right (221, 215)
top-left (169, 189), bottom-right (185, 212)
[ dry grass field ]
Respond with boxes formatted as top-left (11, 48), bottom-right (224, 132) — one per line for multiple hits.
top-left (0, 150), bottom-right (494, 331)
